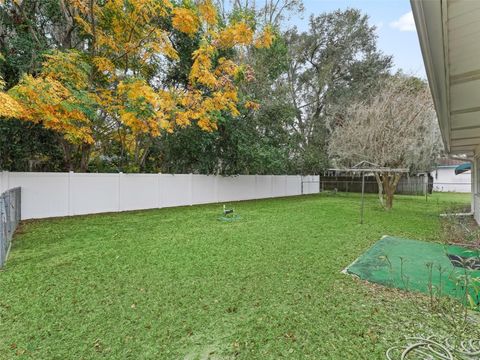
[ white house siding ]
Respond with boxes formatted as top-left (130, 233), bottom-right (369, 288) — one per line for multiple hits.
top-left (430, 166), bottom-right (471, 193)
top-left (475, 159), bottom-right (480, 223)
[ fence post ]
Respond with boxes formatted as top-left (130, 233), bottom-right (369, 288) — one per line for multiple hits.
top-left (424, 172), bottom-right (428, 201)
top-left (189, 173), bottom-right (194, 206)
top-left (360, 173), bottom-right (365, 225)
top-left (0, 171), bottom-right (9, 194)
top-left (157, 173), bottom-right (162, 209)
top-left (0, 188), bottom-right (21, 268)
top-left (5, 191), bottom-right (11, 240)
top-left (118, 172), bottom-right (123, 211)
top-left (68, 171), bottom-right (73, 216)
top-left (17, 187), bottom-right (21, 222)
top-left (270, 176), bottom-right (274, 198)
top-left (0, 195), bottom-right (4, 268)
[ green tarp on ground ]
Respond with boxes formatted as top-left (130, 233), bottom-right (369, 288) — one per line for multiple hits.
top-left (345, 236), bottom-right (480, 305)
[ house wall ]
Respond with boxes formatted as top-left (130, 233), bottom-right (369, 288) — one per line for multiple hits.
top-left (430, 166), bottom-right (471, 192)
top-left (474, 159), bottom-right (480, 223)
top-left (0, 172), bottom-right (320, 220)
top-left (472, 160), bottom-right (476, 215)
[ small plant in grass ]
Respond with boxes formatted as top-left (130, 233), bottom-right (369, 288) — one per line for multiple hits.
top-left (432, 205), bottom-right (480, 338)
top-left (424, 257), bottom-right (480, 354)
top-left (399, 256), bottom-right (410, 291)
top-left (388, 259), bottom-right (480, 359)
top-left (440, 205), bottom-right (480, 247)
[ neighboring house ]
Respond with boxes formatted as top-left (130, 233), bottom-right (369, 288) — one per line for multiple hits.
top-left (431, 159), bottom-right (471, 193)
top-left (411, 0), bottom-right (480, 218)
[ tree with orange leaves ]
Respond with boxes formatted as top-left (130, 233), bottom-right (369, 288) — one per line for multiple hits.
top-left (0, 0), bottom-right (273, 171)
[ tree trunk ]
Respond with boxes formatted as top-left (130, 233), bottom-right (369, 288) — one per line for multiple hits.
top-left (374, 172), bottom-right (384, 208)
top-left (383, 173), bottom-right (402, 210)
top-left (79, 143), bottom-right (92, 172)
top-left (385, 187), bottom-right (394, 209)
top-left (60, 139), bottom-right (74, 171)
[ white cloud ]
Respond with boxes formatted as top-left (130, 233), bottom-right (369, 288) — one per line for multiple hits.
top-left (390, 11), bottom-right (416, 32)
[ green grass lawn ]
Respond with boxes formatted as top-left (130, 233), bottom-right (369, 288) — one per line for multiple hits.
top-left (0, 192), bottom-right (478, 359)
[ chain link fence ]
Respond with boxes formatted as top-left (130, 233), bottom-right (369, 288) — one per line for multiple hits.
top-left (0, 187), bottom-right (21, 268)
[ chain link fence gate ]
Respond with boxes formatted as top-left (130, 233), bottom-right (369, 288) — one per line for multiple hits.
top-left (0, 187), bottom-right (21, 268)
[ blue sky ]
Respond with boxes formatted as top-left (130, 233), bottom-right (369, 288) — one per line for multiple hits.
top-left (286, 0), bottom-right (425, 78)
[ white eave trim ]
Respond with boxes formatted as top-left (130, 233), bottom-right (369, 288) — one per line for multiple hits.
top-left (411, 0), bottom-right (451, 153)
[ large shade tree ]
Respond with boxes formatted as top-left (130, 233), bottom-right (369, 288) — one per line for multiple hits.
top-left (148, 0), bottom-right (300, 175)
top-left (285, 9), bottom-right (392, 174)
top-left (0, 0), bottom-right (273, 171)
top-left (328, 75), bottom-right (442, 209)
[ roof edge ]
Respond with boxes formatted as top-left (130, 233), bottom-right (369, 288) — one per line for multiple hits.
top-left (410, 0), bottom-right (451, 153)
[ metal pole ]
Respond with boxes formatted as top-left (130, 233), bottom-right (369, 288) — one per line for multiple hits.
top-left (360, 172), bottom-right (365, 224)
top-left (424, 172), bottom-right (428, 202)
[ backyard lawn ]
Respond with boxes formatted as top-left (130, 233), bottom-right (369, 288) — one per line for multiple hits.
top-left (0, 192), bottom-right (478, 359)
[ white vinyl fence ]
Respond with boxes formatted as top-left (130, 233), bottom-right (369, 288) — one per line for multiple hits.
top-left (0, 172), bottom-right (319, 220)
